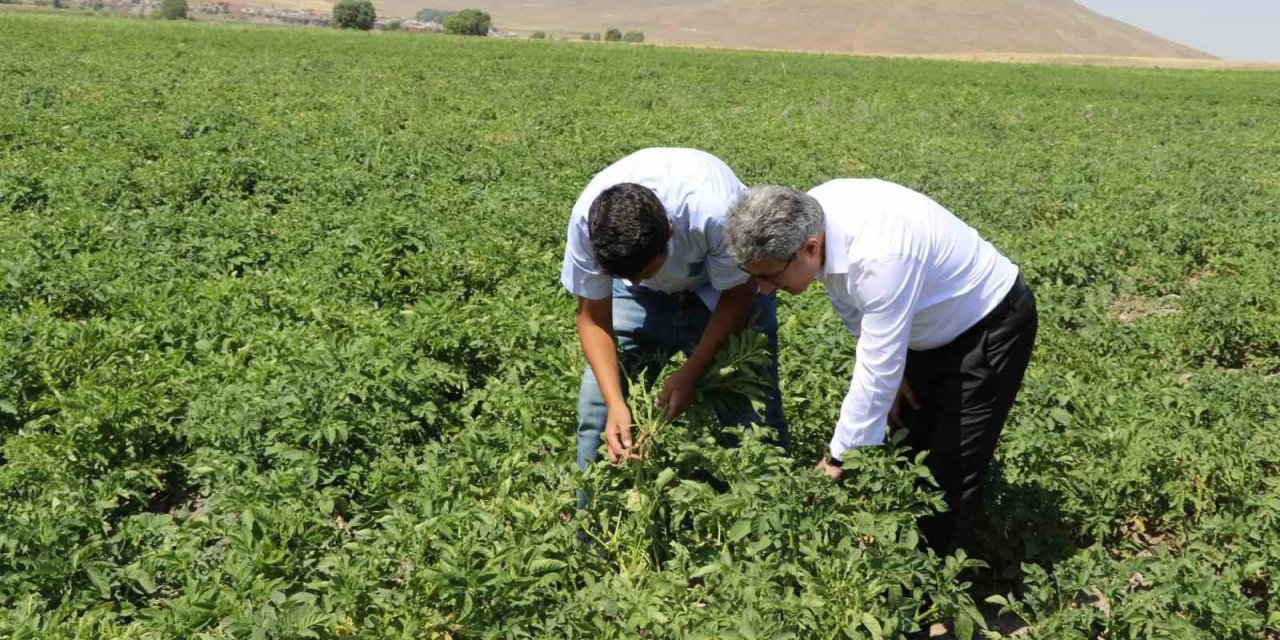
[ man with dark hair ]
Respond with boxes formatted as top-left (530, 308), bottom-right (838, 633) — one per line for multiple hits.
top-left (725, 180), bottom-right (1037, 556)
top-left (587, 183), bottom-right (671, 281)
top-left (561, 148), bottom-right (788, 470)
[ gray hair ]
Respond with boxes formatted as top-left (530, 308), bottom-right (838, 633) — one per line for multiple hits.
top-left (725, 185), bottom-right (824, 266)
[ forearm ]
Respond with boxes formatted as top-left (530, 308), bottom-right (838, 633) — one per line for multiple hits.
top-left (576, 299), bottom-right (626, 410)
top-left (830, 362), bottom-right (901, 458)
top-left (686, 281), bottom-right (758, 376)
top-left (828, 257), bottom-right (924, 459)
top-left (830, 315), bottom-right (911, 458)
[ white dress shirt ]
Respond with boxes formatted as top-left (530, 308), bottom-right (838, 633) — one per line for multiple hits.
top-left (560, 148), bottom-right (749, 310)
top-left (813, 179), bottom-right (1020, 460)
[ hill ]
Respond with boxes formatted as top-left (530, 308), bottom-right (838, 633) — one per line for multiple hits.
top-left (385, 0), bottom-right (1214, 59)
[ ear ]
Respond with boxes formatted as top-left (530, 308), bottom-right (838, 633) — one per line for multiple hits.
top-left (667, 220), bottom-right (674, 240)
top-left (804, 235), bottom-right (823, 256)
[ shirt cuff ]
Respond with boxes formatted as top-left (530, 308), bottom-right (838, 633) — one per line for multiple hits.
top-left (829, 421), bottom-right (886, 461)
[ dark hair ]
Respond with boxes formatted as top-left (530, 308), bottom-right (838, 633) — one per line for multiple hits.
top-left (587, 183), bottom-right (669, 280)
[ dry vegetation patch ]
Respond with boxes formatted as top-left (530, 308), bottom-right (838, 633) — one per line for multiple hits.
top-left (1110, 293), bottom-right (1181, 325)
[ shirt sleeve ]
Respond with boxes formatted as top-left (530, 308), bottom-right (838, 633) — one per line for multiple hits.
top-left (824, 277), bottom-right (863, 337)
top-left (829, 256), bottom-right (926, 459)
top-left (703, 213), bottom-right (751, 291)
top-left (559, 213), bottom-right (611, 300)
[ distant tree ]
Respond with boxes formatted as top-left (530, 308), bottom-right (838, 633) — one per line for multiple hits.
top-left (415, 7), bottom-right (451, 23)
top-left (623, 30), bottom-right (644, 43)
top-left (386, 19), bottom-right (402, 30)
top-left (157, 0), bottom-right (188, 19)
top-left (529, 31), bottom-right (546, 39)
top-left (604, 28), bottom-right (622, 41)
top-left (579, 32), bottom-right (593, 41)
top-left (333, 0), bottom-right (375, 29)
top-left (443, 8), bottom-right (491, 36)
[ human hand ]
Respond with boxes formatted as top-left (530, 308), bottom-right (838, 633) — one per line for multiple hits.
top-left (888, 378), bottom-right (921, 429)
top-left (604, 404), bottom-right (639, 463)
top-left (815, 457), bottom-right (843, 480)
top-left (656, 364), bottom-right (700, 421)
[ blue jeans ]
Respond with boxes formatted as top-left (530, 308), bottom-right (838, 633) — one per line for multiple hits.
top-left (576, 280), bottom-right (789, 470)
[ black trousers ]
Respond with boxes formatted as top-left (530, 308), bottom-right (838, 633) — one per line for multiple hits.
top-left (898, 275), bottom-right (1038, 555)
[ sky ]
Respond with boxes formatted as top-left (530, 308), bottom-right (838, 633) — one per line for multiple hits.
top-left (1077, 0), bottom-right (1280, 62)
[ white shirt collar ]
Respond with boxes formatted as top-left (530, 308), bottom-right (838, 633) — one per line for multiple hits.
top-left (821, 211), bottom-right (851, 276)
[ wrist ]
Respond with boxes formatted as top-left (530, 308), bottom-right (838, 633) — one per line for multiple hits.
top-left (828, 443), bottom-right (847, 466)
top-left (679, 356), bottom-right (710, 378)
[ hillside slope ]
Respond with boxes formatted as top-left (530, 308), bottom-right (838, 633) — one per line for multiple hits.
top-left (384, 0), bottom-right (1213, 59)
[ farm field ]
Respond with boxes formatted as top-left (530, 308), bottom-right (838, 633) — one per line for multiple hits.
top-left (2, 12), bottom-right (1280, 639)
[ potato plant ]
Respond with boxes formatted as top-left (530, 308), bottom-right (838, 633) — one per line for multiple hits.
top-left (1, 11), bottom-right (1279, 639)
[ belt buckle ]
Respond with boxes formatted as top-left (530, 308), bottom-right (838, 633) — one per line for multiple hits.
top-left (677, 290), bottom-right (701, 307)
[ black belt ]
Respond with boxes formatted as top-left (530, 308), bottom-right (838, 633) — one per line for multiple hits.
top-left (624, 283), bottom-right (703, 307)
top-left (670, 290), bottom-right (701, 306)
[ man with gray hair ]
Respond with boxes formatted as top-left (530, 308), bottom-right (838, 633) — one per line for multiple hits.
top-left (724, 179), bottom-right (1037, 555)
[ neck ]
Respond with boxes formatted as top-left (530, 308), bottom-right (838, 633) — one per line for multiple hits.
top-left (815, 231), bottom-right (827, 276)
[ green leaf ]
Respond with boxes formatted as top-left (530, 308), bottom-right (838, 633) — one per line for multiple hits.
top-left (746, 536), bottom-right (772, 556)
top-left (692, 563), bottom-right (721, 579)
top-left (124, 564), bottom-right (157, 594)
top-left (1050, 408), bottom-right (1072, 425)
top-left (728, 518), bottom-right (752, 542)
top-left (954, 611), bottom-right (975, 640)
top-left (902, 527), bottom-right (918, 550)
top-left (862, 612), bottom-right (884, 639)
top-left (85, 566), bottom-right (113, 599)
top-left (655, 467), bottom-right (676, 489)
top-left (625, 489), bottom-right (644, 511)
top-left (528, 558), bottom-right (566, 574)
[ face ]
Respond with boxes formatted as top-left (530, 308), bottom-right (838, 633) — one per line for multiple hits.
top-left (622, 222), bottom-right (674, 285)
top-left (626, 254), bottom-right (668, 285)
top-left (744, 235), bottom-right (824, 296)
